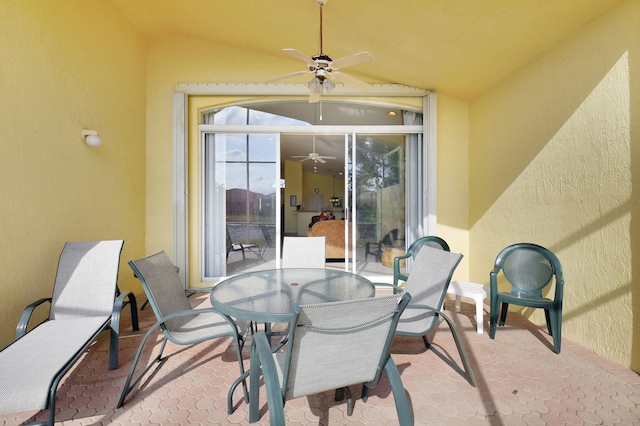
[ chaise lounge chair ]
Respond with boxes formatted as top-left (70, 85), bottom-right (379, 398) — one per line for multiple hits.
top-left (0, 240), bottom-right (137, 425)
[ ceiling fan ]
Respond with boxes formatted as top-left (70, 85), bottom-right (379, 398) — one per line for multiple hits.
top-left (292, 136), bottom-right (336, 163)
top-left (266, 0), bottom-right (373, 103)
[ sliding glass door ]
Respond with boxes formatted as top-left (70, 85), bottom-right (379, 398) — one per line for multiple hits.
top-left (347, 133), bottom-right (413, 277)
top-left (202, 132), bottom-right (280, 278)
top-left (199, 102), bottom-right (425, 281)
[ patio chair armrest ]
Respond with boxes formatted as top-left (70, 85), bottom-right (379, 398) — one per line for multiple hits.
top-left (373, 283), bottom-right (404, 294)
top-left (113, 291), bottom-right (139, 331)
top-left (184, 286), bottom-right (214, 299)
top-left (16, 297), bottom-right (52, 340)
top-left (373, 282), bottom-right (404, 294)
top-left (393, 255), bottom-right (409, 287)
top-left (394, 252), bottom-right (411, 261)
top-left (393, 253), bottom-right (410, 271)
top-left (160, 308), bottom-right (244, 341)
top-left (249, 332), bottom-right (285, 424)
top-left (109, 291), bottom-right (140, 370)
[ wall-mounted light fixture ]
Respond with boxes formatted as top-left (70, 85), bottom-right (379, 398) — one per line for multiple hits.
top-left (330, 175), bottom-right (340, 203)
top-left (82, 130), bottom-right (102, 147)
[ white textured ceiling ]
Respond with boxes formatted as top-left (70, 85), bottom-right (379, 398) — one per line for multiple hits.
top-left (109, 0), bottom-right (622, 99)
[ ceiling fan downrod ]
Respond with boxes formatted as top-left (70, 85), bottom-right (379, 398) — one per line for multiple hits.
top-left (318, 0), bottom-right (323, 55)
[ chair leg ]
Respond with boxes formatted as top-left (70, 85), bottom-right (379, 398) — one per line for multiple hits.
top-left (421, 335), bottom-right (431, 349)
top-left (499, 302), bottom-right (509, 326)
top-left (489, 298), bottom-right (499, 339)
top-left (549, 309), bottom-right (562, 354)
top-left (117, 327), bottom-right (168, 408)
top-left (110, 290), bottom-right (139, 370)
top-left (227, 333), bottom-right (249, 412)
top-left (544, 309), bottom-right (553, 335)
top-left (429, 311), bottom-right (476, 387)
top-left (335, 387), bottom-right (354, 416)
top-left (249, 333), bottom-right (285, 424)
top-left (382, 358), bottom-right (414, 426)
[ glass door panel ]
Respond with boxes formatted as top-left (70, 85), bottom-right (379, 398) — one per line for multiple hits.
top-left (203, 133), bottom-right (279, 279)
top-left (349, 133), bottom-right (406, 277)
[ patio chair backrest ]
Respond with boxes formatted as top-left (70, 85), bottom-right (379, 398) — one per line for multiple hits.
top-left (402, 245), bottom-right (462, 330)
top-left (282, 236), bottom-right (325, 268)
top-left (282, 293), bottom-right (410, 400)
top-left (499, 246), bottom-right (557, 296)
top-left (407, 236), bottom-right (450, 259)
top-left (129, 251), bottom-right (192, 330)
top-left (50, 240), bottom-right (124, 320)
top-left (259, 223), bottom-right (276, 248)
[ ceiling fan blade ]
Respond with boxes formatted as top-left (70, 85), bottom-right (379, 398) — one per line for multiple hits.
top-left (297, 157), bottom-right (312, 162)
top-left (316, 157), bottom-right (327, 163)
top-left (329, 51), bottom-right (373, 70)
top-left (330, 71), bottom-right (372, 92)
top-left (283, 48), bottom-right (317, 68)
top-left (292, 155), bottom-right (310, 159)
top-left (265, 69), bottom-right (312, 84)
top-left (319, 156), bottom-right (337, 160)
top-left (308, 91), bottom-right (321, 103)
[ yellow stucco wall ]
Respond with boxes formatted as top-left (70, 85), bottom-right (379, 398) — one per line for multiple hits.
top-left (0, 1), bottom-right (147, 349)
top-left (436, 95), bottom-right (470, 281)
top-left (301, 172), bottom-right (345, 212)
top-left (469, 0), bottom-right (640, 369)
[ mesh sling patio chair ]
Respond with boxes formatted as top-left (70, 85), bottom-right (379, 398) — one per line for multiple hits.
top-left (365, 228), bottom-right (399, 262)
top-left (376, 245), bottom-right (476, 387)
top-left (282, 236), bottom-right (326, 268)
top-left (118, 250), bottom-right (248, 408)
top-left (258, 223), bottom-right (276, 260)
top-left (489, 243), bottom-right (564, 354)
top-left (393, 235), bottom-right (450, 290)
top-left (248, 293), bottom-right (413, 425)
top-left (253, 236), bottom-right (326, 344)
top-left (0, 240), bottom-right (132, 425)
top-left (226, 227), bottom-right (260, 262)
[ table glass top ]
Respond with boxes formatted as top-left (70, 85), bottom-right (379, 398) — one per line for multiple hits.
top-left (210, 268), bottom-right (374, 321)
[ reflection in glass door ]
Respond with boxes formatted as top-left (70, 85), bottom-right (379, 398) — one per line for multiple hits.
top-left (202, 133), bottom-right (279, 279)
top-left (349, 133), bottom-right (407, 276)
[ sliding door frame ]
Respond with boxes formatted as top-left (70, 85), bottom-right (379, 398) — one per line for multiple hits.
top-left (173, 83), bottom-right (435, 287)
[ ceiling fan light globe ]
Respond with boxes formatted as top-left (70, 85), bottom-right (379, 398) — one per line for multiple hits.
top-left (307, 77), bottom-right (323, 94)
top-left (323, 78), bottom-right (335, 92)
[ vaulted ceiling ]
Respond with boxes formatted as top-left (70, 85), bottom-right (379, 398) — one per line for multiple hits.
top-left (110, 0), bottom-right (622, 100)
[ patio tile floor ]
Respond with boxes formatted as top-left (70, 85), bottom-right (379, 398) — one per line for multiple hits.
top-left (1, 292), bottom-right (639, 425)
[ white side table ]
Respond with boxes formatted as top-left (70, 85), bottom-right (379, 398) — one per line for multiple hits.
top-left (447, 281), bottom-right (487, 334)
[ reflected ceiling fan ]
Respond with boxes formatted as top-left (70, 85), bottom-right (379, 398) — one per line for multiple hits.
top-left (293, 136), bottom-right (336, 163)
top-left (266, 0), bottom-right (373, 103)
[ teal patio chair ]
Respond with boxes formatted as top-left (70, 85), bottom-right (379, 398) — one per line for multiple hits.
top-left (118, 250), bottom-right (248, 408)
top-left (248, 293), bottom-right (413, 425)
top-left (376, 245), bottom-right (476, 387)
top-left (258, 223), bottom-right (276, 260)
top-left (489, 243), bottom-right (564, 353)
top-left (393, 236), bottom-right (450, 289)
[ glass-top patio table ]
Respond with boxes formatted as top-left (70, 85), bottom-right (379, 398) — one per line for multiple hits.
top-left (210, 268), bottom-right (375, 324)
top-left (211, 268), bottom-right (375, 414)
